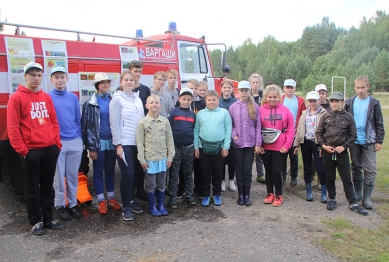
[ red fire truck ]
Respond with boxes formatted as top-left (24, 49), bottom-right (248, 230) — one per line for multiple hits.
top-left (0, 22), bottom-right (234, 199)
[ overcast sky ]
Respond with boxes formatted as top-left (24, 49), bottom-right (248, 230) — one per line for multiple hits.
top-left (1, 0), bottom-right (387, 48)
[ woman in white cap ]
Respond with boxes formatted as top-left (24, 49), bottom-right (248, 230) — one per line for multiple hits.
top-left (81, 73), bottom-right (121, 215)
top-left (293, 91), bottom-right (327, 203)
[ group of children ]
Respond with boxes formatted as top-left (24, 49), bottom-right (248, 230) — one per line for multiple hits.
top-left (7, 60), bottom-right (384, 235)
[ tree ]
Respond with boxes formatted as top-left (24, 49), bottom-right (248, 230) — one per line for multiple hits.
top-left (0, 10), bottom-right (7, 32)
top-left (374, 50), bottom-right (389, 92)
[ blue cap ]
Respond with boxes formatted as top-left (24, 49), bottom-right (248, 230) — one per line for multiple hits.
top-left (284, 79), bottom-right (296, 87)
top-left (238, 80), bottom-right (250, 89)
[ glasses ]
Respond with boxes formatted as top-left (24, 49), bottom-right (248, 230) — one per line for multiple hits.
top-left (156, 78), bottom-right (166, 82)
top-left (285, 86), bottom-right (295, 89)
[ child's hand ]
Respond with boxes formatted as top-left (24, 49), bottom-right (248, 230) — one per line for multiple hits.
top-left (334, 146), bottom-right (345, 153)
top-left (194, 149), bottom-right (200, 158)
top-left (293, 147), bottom-right (299, 155)
top-left (116, 147), bottom-right (123, 158)
top-left (375, 143), bottom-right (382, 152)
top-left (166, 161), bottom-right (172, 168)
top-left (221, 149), bottom-right (228, 157)
top-left (254, 146), bottom-right (261, 154)
top-left (280, 147), bottom-right (287, 153)
top-left (323, 145), bottom-right (335, 153)
top-left (89, 150), bottom-right (98, 160)
top-left (141, 163), bottom-right (148, 171)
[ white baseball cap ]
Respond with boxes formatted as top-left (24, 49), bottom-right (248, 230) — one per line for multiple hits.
top-left (180, 87), bottom-right (194, 96)
top-left (93, 73), bottom-right (110, 85)
top-left (306, 91), bottom-right (320, 100)
top-left (238, 80), bottom-right (251, 89)
top-left (51, 66), bottom-right (67, 75)
top-left (315, 84), bottom-right (327, 92)
top-left (284, 79), bottom-right (296, 87)
top-left (24, 62), bottom-right (43, 74)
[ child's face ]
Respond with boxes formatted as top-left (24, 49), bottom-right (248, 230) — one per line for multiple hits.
top-left (167, 73), bottom-right (177, 87)
top-left (120, 73), bottom-right (134, 92)
top-left (221, 84), bottom-right (233, 97)
top-left (265, 91), bottom-right (280, 107)
top-left (187, 82), bottom-right (198, 97)
top-left (130, 67), bottom-right (142, 81)
top-left (146, 97), bottom-right (162, 113)
top-left (179, 94), bottom-right (192, 108)
top-left (198, 85), bottom-right (207, 98)
top-left (354, 80), bottom-right (369, 98)
top-left (318, 90), bottom-right (327, 102)
top-left (238, 88), bottom-right (250, 101)
top-left (250, 79), bottom-right (260, 91)
top-left (205, 95), bottom-right (219, 110)
top-left (154, 76), bottom-right (166, 89)
top-left (329, 99), bottom-right (344, 111)
top-left (50, 72), bottom-right (68, 90)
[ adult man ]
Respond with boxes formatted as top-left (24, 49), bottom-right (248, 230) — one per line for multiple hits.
top-left (315, 84), bottom-right (330, 111)
top-left (281, 79), bottom-right (306, 186)
top-left (7, 62), bottom-right (63, 235)
top-left (345, 76), bottom-right (385, 210)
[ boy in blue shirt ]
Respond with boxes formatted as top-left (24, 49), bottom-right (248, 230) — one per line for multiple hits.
top-left (167, 87), bottom-right (197, 208)
top-left (194, 90), bottom-right (232, 207)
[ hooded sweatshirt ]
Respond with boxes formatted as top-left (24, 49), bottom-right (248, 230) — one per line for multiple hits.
top-left (7, 84), bottom-right (61, 157)
top-left (259, 102), bottom-right (295, 152)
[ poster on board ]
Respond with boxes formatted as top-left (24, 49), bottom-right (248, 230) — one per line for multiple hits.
top-left (5, 37), bottom-right (35, 56)
top-left (42, 40), bottom-right (68, 74)
top-left (79, 72), bottom-right (120, 104)
top-left (119, 46), bottom-right (139, 73)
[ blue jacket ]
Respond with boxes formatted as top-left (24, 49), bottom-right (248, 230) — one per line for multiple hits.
top-left (168, 107), bottom-right (196, 147)
top-left (219, 96), bottom-right (237, 111)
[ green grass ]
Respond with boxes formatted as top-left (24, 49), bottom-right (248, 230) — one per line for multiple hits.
top-left (319, 105), bottom-right (389, 261)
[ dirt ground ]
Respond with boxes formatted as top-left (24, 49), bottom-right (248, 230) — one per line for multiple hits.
top-left (0, 163), bottom-right (384, 261)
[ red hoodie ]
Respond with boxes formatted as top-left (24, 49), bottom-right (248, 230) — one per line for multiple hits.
top-left (7, 85), bottom-right (61, 157)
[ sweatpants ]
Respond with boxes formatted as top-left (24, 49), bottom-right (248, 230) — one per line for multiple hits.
top-left (92, 149), bottom-right (116, 199)
top-left (20, 145), bottom-right (60, 225)
top-left (199, 149), bottom-right (224, 197)
top-left (300, 139), bottom-right (326, 185)
top-left (145, 171), bottom-right (166, 193)
top-left (263, 150), bottom-right (287, 196)
top-left (116, 145), bottom-right (137, 209)
top-left (234, 147), bottom-right (254, 185)
top-left (222, 146), bottom-right (235, 181)
top-left (350, 143), bottom-right (377, 186)
top-left (321, 150), bottom-right (357, 204)
top-left (169, 145), bottom-right (194, 197)
top-left (53, 138), bottom-right (83, 209)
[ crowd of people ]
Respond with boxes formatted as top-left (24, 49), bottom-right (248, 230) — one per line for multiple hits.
top-left (7, 61), bottom-right (385, 235)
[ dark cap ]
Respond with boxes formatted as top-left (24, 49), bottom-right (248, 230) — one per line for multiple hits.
top-left (329, 92), bottom-right (344, 100)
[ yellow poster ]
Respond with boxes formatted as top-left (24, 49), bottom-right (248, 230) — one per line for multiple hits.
top-left (5, 37), bottom-right (35, 56)
top-left (8, 56), bottom-right (35, 74)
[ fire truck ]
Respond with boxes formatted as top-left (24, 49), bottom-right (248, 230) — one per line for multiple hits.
top-left (0, 22), bottom-right (234, 200)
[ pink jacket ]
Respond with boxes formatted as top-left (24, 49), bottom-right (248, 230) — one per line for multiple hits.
top-left (259, 102), bottom-right (295, 152)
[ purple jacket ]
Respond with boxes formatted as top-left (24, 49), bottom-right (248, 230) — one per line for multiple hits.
top-left (229, 101), bottom-right (262, 148)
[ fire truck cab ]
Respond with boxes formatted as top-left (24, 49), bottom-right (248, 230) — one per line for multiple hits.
top-left (0, 22), bottom-right (233, 199)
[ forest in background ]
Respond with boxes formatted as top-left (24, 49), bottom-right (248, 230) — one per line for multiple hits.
top-left (209, 11), bottom-right (389, 95)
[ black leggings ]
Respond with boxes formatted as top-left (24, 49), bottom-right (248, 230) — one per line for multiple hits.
top-left (262, 150), bottom-right (287, 196)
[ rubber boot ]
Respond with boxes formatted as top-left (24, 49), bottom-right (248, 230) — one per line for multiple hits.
top-left (321, 185), bottom-right (328, 203)
top-left (146, 193), bottom-right (161, 217)
top-left (244, 184), bottom-right (252, 206)
top-left (306, 183), bottom-right (313, 201)
top-left (237, 184), bottom-right (244, 205)
top-left (362, 184), bottom-right (374, 210)
top-left (156, 190), bottom-right (168, 216)
top-left (353, 180), bottom-right (363, 201)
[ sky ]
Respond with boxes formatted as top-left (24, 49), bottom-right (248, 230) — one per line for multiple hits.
top-left (0, 0), bottom-right (387, 48)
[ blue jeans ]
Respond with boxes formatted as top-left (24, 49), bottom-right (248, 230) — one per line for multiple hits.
top-left (116, 145), bottom-right (137, 208)
top-left (93, 149), bottom-right (116, 196)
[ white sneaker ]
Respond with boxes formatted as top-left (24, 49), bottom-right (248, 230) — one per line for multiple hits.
top-left (221, 181), bottom-right (226, 192)
top-left (228, 180), bottom-right (236, 191)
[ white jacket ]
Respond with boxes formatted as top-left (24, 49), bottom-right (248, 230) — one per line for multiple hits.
top-left (110, 90), bottom-right (144, 146)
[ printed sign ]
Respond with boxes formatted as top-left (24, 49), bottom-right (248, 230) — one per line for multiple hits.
top-left (43, 57), bottom-right (68, 74)
top-left (5, 37), bottom-right (35, 56)
top-left (8, 56), bottom-right (35, 74)
top-left (137, 47), bottom-right (177, 62)
top-left (42, 40), bottom-right (67, 57)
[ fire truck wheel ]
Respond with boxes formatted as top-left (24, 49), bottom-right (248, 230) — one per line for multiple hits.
top-left (2, 142), bottom-right (25, 202)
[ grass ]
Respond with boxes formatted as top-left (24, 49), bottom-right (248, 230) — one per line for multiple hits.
top-left (319, 101), bottom-right (389, 261)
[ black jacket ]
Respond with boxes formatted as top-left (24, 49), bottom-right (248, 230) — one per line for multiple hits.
top-left (315, 109), bottom-right (356, 149)
top-left (81, 92), bottom-right (112, 151)
top-left (344, 95), bottom-right (385, 144)
top-left (168, 107), bottom-right (196, 147)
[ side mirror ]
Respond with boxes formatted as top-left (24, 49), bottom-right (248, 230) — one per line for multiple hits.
top-left (221, 51), bottom-right (230, 74)
top-left (223, 65), bottom-right (230, 74)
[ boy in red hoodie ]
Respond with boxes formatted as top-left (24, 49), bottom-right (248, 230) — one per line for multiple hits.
top-left (7, 62), bottom-right (63, 235)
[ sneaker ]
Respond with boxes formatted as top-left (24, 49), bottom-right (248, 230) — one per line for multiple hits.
top-left (228, 180), bottom-right (236, 191)
top-left (264, 193), bottom-right (275, 204)
top-left (177, 189), bottom-right (186, 199)
top-left (129, 202), bottom-right (143, 214)
top-left (98, 201), bottom-right (108, 215)
top-left (168, 197), bottom-right (178, 209)
top-left (201, 197), bottom-right (211, 207)
top-left (122, 207), bottom-right (134, 221)
top-left (327, 199), bottom-right (337, 210)
top-left (256, 176), bottom-right (266, 183)
top-left (69, 205), bottom-right (84, 220)
top-left (213, 196), bottom-right (222, 206)
top-left (107, 198), bottom-right (122, 211)
top-left (349, 203), bottom-right (368, 216)
top-left (45, 220), bottom-right (64, 230)
top-left (221, 181), bottom-right (226, 192)
top-left (31, 222), bottom-right (44, 235)
top-left (186, 195), bottom-right (196, 206)
top-left (290, 177), bottom-right (297, 186)
top-left (56, 206), bottom-right (71, 221)
top-left (272, 195), bottom-right (283, 207)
